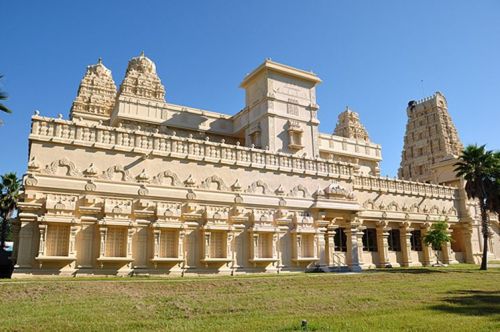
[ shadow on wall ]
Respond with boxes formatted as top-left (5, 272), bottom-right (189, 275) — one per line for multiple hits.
top-left (429, 290), bottom-right (500, 317)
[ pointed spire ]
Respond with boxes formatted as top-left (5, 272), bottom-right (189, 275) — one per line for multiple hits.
top-left (118, 52), bottom-right (165, 102)
top-left (70, 58), bottom-right (117, 121)
top-left (334, 107), bottom-right (370, 141)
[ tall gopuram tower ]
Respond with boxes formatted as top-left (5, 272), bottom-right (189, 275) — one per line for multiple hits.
top-left (398, 92), bottom-right (463, 186)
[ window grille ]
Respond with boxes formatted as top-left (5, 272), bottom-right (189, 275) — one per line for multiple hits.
top-left (388, 229), bottom-right (401, 251)
top-left (160, 230), bottom-right (178, 258)
top-left (259, 233), bottom-right (273, 258)
top-left (301, 234), bottom-right (315, 257)
top-left (105, 227), bottom-right (126, 257)
top-left (210, 232), bottom-right (226, 258)
top-left (362, 228), bottom-right (378, 252)
top-left (334, 228), bottom-right (347, 252)
top-left (410, 230), bottom-right (423, 251)
top-left (45, 225), bottom-right (70, 256)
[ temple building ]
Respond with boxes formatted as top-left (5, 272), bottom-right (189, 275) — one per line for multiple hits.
top-left (12, 54), bottom-right (499, 276)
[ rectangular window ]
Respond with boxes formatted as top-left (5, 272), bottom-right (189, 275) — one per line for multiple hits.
top-left (301, 234), bottom-right (315, 257)
top-left (258, 233), bottom-right (273, 258)
top-left (388, 229), bottom-right (401, 251)
top-left (334, 228), bottom-right (347, 252)
top-left (362, 229), bottom-right (378, 252)
top-left (410, 230), bottom-right (423, 251)
top-left (160, 230), bottom-right (178, 258)
top-left (210, 232), bottom-right (227, 258)
top-left (105, 227), bottom-right (127, 257)
top-left (45, 224), bottom-right (70, 256)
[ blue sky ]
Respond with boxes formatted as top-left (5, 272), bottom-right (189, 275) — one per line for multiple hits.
top-left (1, 1), bottom-right (499, 177)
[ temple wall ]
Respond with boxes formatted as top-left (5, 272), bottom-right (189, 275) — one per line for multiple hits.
top-left (13, 116), bottom-right (486, 277)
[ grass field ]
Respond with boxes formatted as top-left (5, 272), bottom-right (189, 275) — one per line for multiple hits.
top-left (0, 265), bottom-right (499, 331)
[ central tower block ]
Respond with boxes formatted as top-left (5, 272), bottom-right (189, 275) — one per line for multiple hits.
top-left (235, 59), bottom-right (322, 157)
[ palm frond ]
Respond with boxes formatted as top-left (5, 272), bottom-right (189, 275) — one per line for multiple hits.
top-left (0, 103), bottom-right (12, 114)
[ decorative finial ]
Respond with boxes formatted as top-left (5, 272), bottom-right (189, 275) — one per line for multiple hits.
top-left (98, 57), bottom-right (102, 64)
top-left (140, 50), bottom-right (145, 57)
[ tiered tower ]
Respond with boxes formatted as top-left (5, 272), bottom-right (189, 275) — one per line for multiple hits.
top-left (398, 92), bottom-right (463, 185)
top-left (118, 51), bottom-right (165, 102)
top-left (334, 107), bottom-right (370, 142)
top-left (69, 58), bottom-right (117, 123)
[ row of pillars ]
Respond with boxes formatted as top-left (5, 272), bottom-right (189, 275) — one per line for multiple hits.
top-left (327, 219), bottom-right (471, 270)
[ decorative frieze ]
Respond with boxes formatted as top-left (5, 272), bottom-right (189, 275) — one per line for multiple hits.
top-left (30, 116), bottom-right (355, 180)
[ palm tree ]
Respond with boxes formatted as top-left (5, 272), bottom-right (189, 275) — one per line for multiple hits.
top-left (455, 145), bottom-right (500, 270)
top-left (0, 173), bottom-right (21, 250)
top-left (0, 75), bottom-right (12, 114)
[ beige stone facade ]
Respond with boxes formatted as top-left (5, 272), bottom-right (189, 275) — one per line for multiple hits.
top-left (12, 54), bottom-right (499, 277)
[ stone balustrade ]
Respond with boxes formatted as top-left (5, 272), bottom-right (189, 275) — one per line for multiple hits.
top-left (30, 116), bottom-right (354, 178)
top-left (353, 175), bottom-right (457, 199)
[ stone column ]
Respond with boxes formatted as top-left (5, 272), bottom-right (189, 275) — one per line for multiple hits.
top-left (69, 225), bottom-right (79, 258)
top-left (183, 224), bottom-right (198, 269)
top-left (316, 227), bottom-right (327, 265)
top-left (272, 233), bottom-right (279, 260)
top-left (326, 226), bottom-right (337, 266)
top-left (441, 226), bottom-right (458, 265)
top-left (421, 224), bottom-right (431, 266)
top-left (153, 229), bottom-right (161, 259)
top-left (203, 231), bottom-right (211, 260)
top-left (296, 233), bottom-right (302, 261)
top-left (126, 228), bottom-right (134, 259)
top-left (462, 224), bottom-right (475, 264)
top-left (38, 224), bottom-right (47, 257)
top-left (314, 232), bottom-right (320, 259)
top-left (231, 226), bottom-right (244, 269)
top-left (99, 227), bottom-right (107, 258)
top-left (345, 219), bottom-right (364, 272)
top-left (15, 218), bottom-right (36, 269)
top-left (400, 223), bottom-right (413, 267)
top-left (376, 221), bottom-right (390, 268)
top-left (226, 231), bottom-right (234, 262)
top-left (178, 230), bottom-right (185, 261)
top-left (252, 233), bottom-right (259, 260)
top-left (276, 226), bottom-right (288, 269)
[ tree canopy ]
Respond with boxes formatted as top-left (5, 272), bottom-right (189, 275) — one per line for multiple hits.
top-left (0, 173), bottom-right (21, 250)
top-left (423, 220), bottom-right (452, 265)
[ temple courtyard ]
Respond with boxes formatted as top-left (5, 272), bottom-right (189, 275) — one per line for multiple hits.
top-left (1, 265), bottom-right (498, 331)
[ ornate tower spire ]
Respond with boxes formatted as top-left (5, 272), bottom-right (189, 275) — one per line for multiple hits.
top-left (70, 58), bottom-right (117, 122)
top-left (334, 107), bottom-right (370, 142)
top-left (398, 91), bottom-right (463, 183)
top-left (118, 52), bottom-right (165, 102)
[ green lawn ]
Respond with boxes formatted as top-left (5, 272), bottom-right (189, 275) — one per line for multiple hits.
top-left (1, 265), bottom-right (499, 331)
